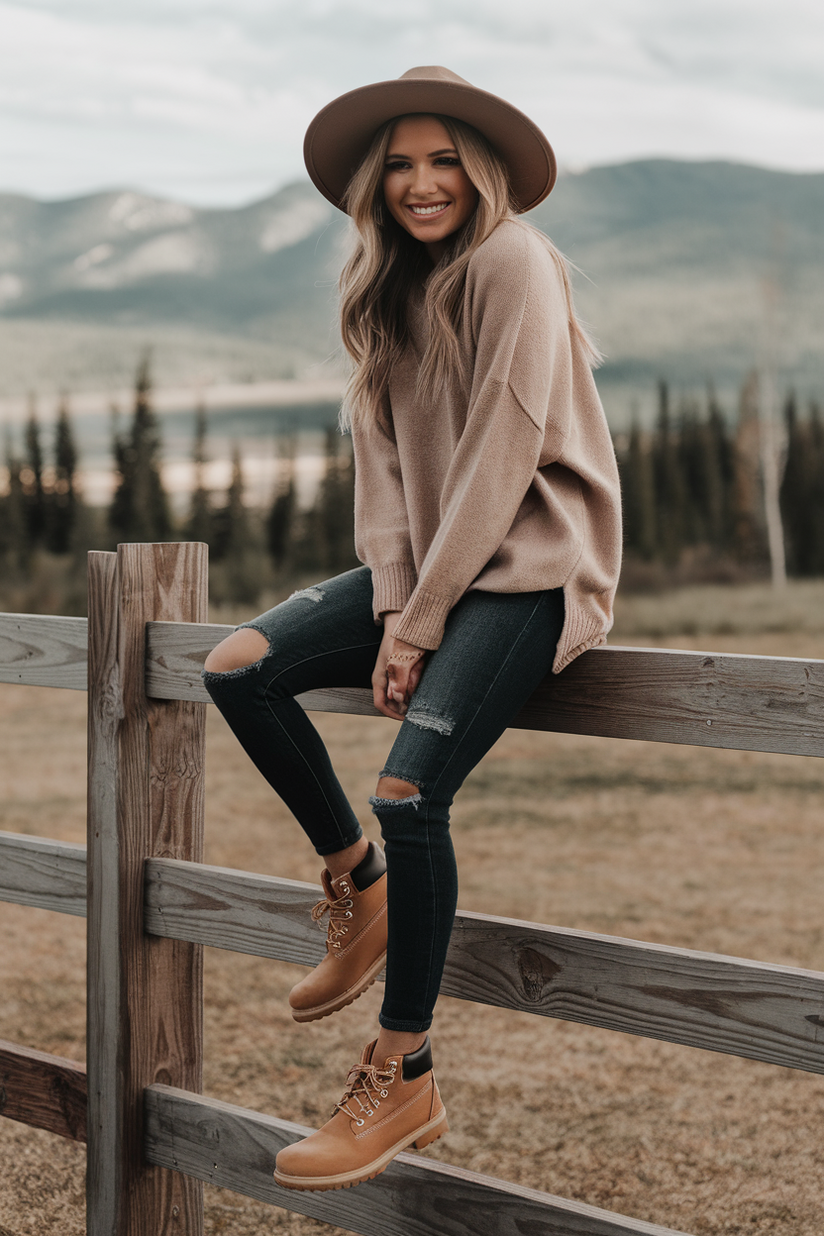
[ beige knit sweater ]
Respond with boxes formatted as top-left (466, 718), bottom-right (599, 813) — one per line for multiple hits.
top-left (351, 218), bottom-right (622, 674)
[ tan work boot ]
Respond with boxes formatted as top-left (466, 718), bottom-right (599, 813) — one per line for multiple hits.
top-left (273, 1036), bottom-right (447, 1191)
top-left (289, 842), bottom-right (388, 1023)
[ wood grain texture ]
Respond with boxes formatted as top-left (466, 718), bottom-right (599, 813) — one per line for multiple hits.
top-left (0, 612), bottom-right (87, 689)
top-left (0, 832), bottom-right (86, 916)
top-left (86, 543), bottom-right (207, 1236)
top-left (144, 859), bottom-right (325, 966)
top-left (144, 1084), bottom-right (690, 1236)
top-left (146, 624), bottom-right (824, 758)
top-left (144, 858), bottom-right (824, 1074)
top-left (1, 608), bottom-right (820, 758)
top-left (0, 1039), bottom-right (87, 1142)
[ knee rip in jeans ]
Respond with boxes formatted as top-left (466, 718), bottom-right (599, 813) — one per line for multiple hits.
top-left (405, 704), bottom-right (454, 736)
top-left (201, 625), bottom-right (271, 679)
top-left (370, 771), bottom-right (421, 811)
top-left (369, 791), bottom-right (422, 812)
top-left (201, 659), bottom-right (266, 682)
top-left (288, 585), bottom-right (324, 603)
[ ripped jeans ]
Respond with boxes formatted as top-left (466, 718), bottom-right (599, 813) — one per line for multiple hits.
top-left (202, 566), bottom-right (564, 1033)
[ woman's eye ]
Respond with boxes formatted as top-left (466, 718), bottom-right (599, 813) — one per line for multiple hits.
top-left (435, 157), bottom-right (460, 166)
top-left (385, 161), bottom-right (409, 172)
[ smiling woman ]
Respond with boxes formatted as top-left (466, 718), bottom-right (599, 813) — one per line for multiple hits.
top-left (381, 116), bottom-right (479, 262)
top-left (201, 63), bottom-right (622, 1194)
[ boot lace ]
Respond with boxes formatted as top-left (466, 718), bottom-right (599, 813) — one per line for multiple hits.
top-left (334, 1059), bottom-right (397, 1125)
top-left (311, 879), bottom-right (355, 951)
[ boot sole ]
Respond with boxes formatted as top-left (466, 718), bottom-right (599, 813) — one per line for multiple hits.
top-left (290, 951), bottom-right (387, 1023)
top-left (273, 1110), bottom-right (449, 1192)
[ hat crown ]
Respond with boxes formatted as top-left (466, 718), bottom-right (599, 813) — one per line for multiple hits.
top-left (398, 66), bottom-right (472, 88)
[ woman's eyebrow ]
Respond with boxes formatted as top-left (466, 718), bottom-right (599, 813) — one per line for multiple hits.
top-left (385, 147), bottom-right (459, 160)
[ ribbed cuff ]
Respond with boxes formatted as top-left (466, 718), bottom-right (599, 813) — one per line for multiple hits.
top-left (392, 587), bottom-right (454, 651)
top-left (371, 562), bottom-right (417, 621)
top-left (552, 602), bottom-right (607, 673)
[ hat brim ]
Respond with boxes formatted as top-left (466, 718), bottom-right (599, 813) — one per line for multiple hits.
top-left (304, 77), bottom-right (556, 215)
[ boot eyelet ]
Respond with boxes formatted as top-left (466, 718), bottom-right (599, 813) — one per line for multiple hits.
top-left (380, 1089), bottom-right (388, 1097)
top-left (374, 1099), bottom-right (380, 1106)
top-left (344, 911), bottom-right (352, 919)
top-left (355, 1118), bottom-right (364, 1126)
top-left (342, 900), bottom-right (353, 908)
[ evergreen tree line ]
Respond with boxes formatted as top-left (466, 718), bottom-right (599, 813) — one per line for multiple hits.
top-left (617, 377), bottom-right (824, 576)
top-left (0, 357), bottom-right (357, 610)
top-left (1, 396), bottom-right (80, 564)
top-left (2, 360), bottom-right (823, 613)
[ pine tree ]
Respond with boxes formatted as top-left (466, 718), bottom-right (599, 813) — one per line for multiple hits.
top-left (22, 395), bottom-right (47, 549)
top-left (109, 353), bottom-right (171, 543)
top-left (781, 395), bottom-right (824, 576)
top-left (184, 400), bottom-right (213, 545)
top-left (1, 432), bottom-right (27, 570)
top-left (652, 380), bottom-right (688, 565)
top-left (703, 387), bottom-right (734, 554)
top-left (732, 371), bottom-right (767, 566)
top-left (212, 443), bottom-right (246, 561)
top-left (266, 436), bottom-right (297, 572)
top-left (621, 420), bottom-right (657, 559)
top-left (211, 444), bottom-right (264, 604)
top-left (46, 395), bottom-right (80, 555)
top-left (314, 429), bottom-right (356, 574)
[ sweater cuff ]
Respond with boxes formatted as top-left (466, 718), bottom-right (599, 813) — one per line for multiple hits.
top-left (392, 588), bottom-right (454, 651)
top-left (371, 562), bottom-right (418, 621)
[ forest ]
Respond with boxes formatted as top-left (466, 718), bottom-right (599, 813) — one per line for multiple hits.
top-left (1, 357), bottom-right (822, 616)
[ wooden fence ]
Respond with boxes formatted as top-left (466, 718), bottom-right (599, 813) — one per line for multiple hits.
top-left (0, 541), bottom-right (823, 1236)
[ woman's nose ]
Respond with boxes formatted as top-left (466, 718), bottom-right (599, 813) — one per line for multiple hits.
top-left (410, 163), bottom-right (437, 194)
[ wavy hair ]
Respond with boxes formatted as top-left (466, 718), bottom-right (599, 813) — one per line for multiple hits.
top-left (338, 113), bottom-right (599, 428)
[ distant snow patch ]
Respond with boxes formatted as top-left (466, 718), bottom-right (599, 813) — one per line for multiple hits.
top-left (109, 192), bottom-right (194, 232)
top-left (0, 273), bottom-right (22, 306)
top-left (74, 243), bottom-right (114, 272)
top-left (80, 232), bottom-right (211, 287)
top-left (259, 199), bottom-right (332, 253)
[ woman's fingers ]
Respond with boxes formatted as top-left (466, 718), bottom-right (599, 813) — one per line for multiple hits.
top-left (386, 661), bottom-right (411, 712)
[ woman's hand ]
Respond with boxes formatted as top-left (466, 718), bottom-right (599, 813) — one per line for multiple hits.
top-left (372, 612), bottom-right (427, 721)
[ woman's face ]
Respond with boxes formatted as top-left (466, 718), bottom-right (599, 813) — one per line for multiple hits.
top-left (382, 115), bottom-right (478, 261)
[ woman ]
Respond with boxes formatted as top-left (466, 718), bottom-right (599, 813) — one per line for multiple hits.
top-left (203, 66), bottom-right (622, 1192)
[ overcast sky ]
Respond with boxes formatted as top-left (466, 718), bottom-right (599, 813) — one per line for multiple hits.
top-left (3, 0), bottom-right (824, 207)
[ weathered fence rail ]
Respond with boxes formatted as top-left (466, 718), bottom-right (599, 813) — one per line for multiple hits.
top-left (0, 541), bottom-right (822, 1236)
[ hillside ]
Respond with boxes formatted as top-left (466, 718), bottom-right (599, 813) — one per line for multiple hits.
top-left (1, 159), bottom-right (822, 421)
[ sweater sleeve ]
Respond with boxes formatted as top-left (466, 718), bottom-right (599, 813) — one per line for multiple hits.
top-left (392, 228), bottom-right (573, 650)
top-left (352, 399), bottom-right (418, 621)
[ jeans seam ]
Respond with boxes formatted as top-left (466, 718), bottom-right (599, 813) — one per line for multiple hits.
top-left (414, 591), bottom-right (550, 1021)
top-left (260, 641), bottom-right (379, 850)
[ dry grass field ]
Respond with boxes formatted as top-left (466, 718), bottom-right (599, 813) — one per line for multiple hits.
top-left (1, 580), bottom-right (823, 1236)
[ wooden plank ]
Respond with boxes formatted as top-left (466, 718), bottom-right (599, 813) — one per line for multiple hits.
top-left (145, 620), bottom-right (230, 700)
top-left (86, 544), bottom-right (207, 1236)
top-left (144, 1084), bottom-right (690, 1236)
top-left (0, 612), bottom-right (87, 689)
top-left (0, 832), bottom-right (86, 916)
top-left (146, 623), bottom-right (824, 758)
top-left (144, 858), bottom-right (824, 1074)
top-left (0, 1038), bottom-right (87, 1141)
top-left (144, 859), bottom-right (324, 966)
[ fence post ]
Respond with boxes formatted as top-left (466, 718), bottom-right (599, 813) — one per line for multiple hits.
top-left (86, 543), bottom-right (208, 1235)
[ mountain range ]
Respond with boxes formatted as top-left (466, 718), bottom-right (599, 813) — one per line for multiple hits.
top-left (1, 159), bottom-right (823, 424)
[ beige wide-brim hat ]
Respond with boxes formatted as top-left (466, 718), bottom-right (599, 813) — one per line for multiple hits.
top-left (304, 65), bottom-right (556, 215)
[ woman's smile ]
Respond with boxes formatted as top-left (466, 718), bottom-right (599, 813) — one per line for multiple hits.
top-left (383, 115), bottom-right (478, 260)
top-left (407, 202), bottom-right (451, 217)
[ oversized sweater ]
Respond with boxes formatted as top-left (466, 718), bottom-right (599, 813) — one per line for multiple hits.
top-left (351, 218), bottom-right (622, 674)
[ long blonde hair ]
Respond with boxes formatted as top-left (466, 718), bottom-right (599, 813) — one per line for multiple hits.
top-left (338, 113), bottom-right (598, 428)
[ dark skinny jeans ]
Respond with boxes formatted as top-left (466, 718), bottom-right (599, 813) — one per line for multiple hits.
top-left (202, 566), bottom-right (564, 1033)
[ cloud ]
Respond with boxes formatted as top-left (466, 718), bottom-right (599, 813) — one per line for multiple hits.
top-left (1, 0), bottom-right (823, 204)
